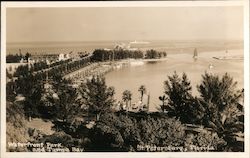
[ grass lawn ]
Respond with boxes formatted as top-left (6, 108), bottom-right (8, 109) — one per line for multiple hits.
top-left (26, 118), bottom-right (55, 135)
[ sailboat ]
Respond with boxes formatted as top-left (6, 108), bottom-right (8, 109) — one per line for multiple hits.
top-left (193, 48), bottom-right (198, 59)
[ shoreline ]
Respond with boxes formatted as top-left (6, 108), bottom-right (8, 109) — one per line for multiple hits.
top-left (63, 48), bottom-right (244, 83)
top-left (63, 57), bottom-right (169, 81)
top-left (124, 58), bottom-right (168, 62)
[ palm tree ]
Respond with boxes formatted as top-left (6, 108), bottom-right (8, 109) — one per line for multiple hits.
top-left (107, 86), bottom-right (115, 99)
top-left (122, 90), bottom-right (132, 111)
top-left (197, 72), bottom-right (244, 151)
top-left (138, 85), bottom-right (146, 102)
top-left (159, 95), bottom-right (167, 112)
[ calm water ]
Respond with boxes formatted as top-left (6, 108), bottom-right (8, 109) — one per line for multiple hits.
top-left (6, 41), bottom-right (244, 111)
top-left (105, 49), bottom-right (244, 111)
top-left (6, 40), bottom-right (242, 55)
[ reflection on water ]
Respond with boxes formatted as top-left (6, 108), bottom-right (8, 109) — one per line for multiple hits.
top-left (105, 49), bottom-right (244, 111)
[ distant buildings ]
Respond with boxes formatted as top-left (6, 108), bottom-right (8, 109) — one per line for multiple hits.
top-left (6, 53), bottom-right (72, 75)
top-left (113, 41), bottom-right (150, 52)
top-left (114, 43), bottom-right (139, 51)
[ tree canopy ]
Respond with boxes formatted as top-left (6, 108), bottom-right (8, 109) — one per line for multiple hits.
top-left (79, 76), bottom-right (114, 120)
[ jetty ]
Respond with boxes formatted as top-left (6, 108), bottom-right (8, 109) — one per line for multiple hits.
top-left (63, 63), bottom-right (109, 81)
top-left (212, 56), bottom-right (243, 60)
top-left (213, 50), bottom-right (243, 60)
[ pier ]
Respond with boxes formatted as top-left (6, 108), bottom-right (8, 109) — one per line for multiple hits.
top-left (63, 62), bottom-right (114, 83)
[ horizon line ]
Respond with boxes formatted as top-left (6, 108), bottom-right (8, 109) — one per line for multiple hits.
top-left (6, 39), bottom-right (244, 44)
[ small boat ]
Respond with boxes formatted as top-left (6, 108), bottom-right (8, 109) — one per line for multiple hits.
top-left (113, 64), bottom-right (122, 69)
top-left (130, 61), bottom-right (144, 66)
top-left (209, 64), bottom-right (214, 69)
top-left (130, 40), bottom-right (150, 44)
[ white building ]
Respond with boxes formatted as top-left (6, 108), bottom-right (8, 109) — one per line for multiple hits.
top-left (58, 53), bottom-right (70, 61)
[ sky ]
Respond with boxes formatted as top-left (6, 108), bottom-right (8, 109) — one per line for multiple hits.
top-left (6, 7), bottom-right (243, 43)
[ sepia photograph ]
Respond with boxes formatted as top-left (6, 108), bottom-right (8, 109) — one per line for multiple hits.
top-left (1, 1), bottom-right (249, 158)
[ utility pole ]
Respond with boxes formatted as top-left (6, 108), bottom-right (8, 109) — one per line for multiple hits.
top-left (147, 92), bottom-right (150, 112)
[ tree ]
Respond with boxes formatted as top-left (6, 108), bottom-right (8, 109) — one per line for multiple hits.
top-left (91, 49), bottom-right (110, 62)
top-left (47, 82), bottom-right (82, 123)
top-left (107, 86), bottom-right (116, 109)
top-left (90, 113), bottom-right (128, 151)
top-left (138, 85), bottom-right (146, 102)
top-left (198, 72), bottom-right (242, 112)
top-left (40, 131), bottom-right (77, 152)
top-left (6, 69), bottom-right (13, 79)
top-left (145, 49), bottom-right (158, 59)
top-left (122, 90), bottom-right (132, 111)
top-left (6, 80), bottom-right (16, 102)
top-left (80, 76), bottom-right (114, 121)
top-left (163, 72), bottom-right (205, 124)
top-left (14, 69), bottom-right (44, 120)
top-left (107, 86), bottom-right (115, 99)
top-left (164, 72), bottom-right (193, 122)
top-left (89, 112), bottom-right (186, 151)
top-left (25, 52), bottom-right (31, 61)
top-left (137, 116), bottom-right (186, 149)
top-left (186, 129), bottom-right (226, 151)
top-left (162, 52), bottom-right (167, 58)
top-left (22, 80), bottom-right (44, 121)
top-left (14, 65), bottom-right (30, 78)
top-left (197, 72), bottom-right (244, 151)
top-left (6, 54), bottom-right (23, 63)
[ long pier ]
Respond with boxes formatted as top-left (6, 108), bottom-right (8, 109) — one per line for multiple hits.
top-left (63, 62), bottom-right (114, 82)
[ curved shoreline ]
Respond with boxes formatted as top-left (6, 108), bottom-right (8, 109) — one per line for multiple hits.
top-left (64, 48), bottom-right (243, 83)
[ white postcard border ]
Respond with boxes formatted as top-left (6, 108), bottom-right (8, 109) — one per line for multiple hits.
top-left (1, 1), bottom-right (249, 158)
